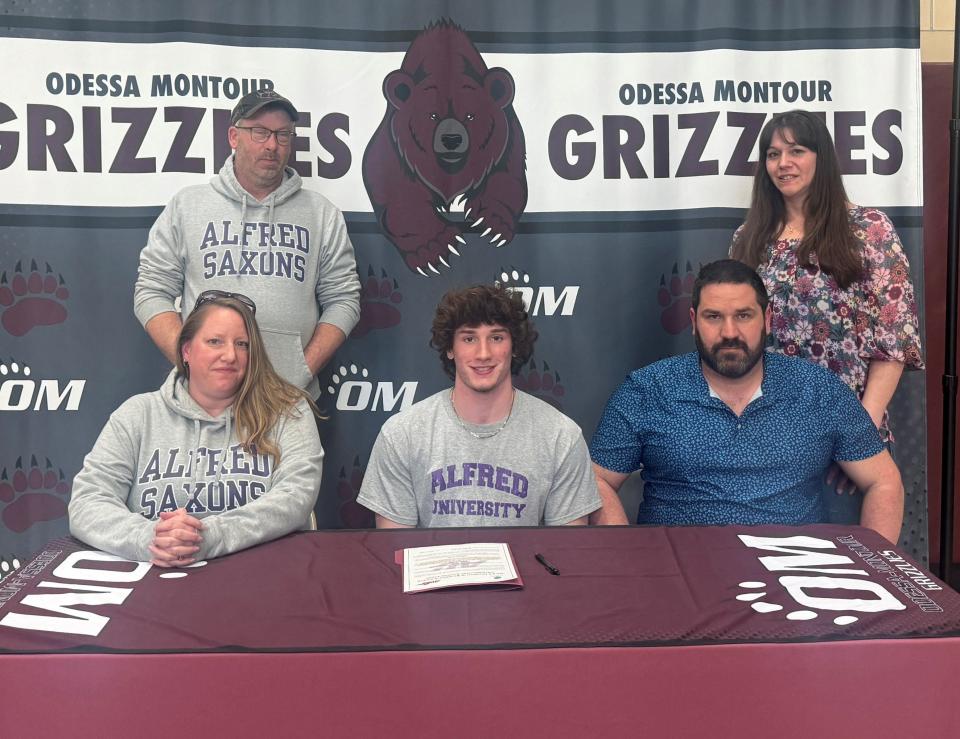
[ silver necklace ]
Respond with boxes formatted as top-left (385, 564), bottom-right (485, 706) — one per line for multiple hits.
top-left (450, 389), bottom-right (516, 439)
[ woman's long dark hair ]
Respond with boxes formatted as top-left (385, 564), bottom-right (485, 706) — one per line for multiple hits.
top-left (731, 110), bottom-right (863, 288)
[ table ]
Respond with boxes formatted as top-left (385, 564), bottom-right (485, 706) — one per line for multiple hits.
top-left (1, 524), bottom-right (958, 738)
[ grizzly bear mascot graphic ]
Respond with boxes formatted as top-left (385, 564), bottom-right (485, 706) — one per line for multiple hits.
top-left (362, 20), bottom-right (528, 276)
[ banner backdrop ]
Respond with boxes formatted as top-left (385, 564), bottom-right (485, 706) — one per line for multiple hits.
top-left (0, 1), bottom-right (927, 565)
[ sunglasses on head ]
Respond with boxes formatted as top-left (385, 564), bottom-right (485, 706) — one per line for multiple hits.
top-left (193, 290), bottom-right (257, 315)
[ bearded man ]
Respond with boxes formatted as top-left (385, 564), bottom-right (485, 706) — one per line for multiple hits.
top-left (589, 259), bottom-right (903, 542)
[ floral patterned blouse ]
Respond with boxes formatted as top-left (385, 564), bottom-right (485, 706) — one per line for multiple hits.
top-left (733, 206), bottom-right (924, 440)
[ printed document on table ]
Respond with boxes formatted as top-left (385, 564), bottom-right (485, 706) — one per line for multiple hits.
top-left (401, 542), bottom-right (522, 593)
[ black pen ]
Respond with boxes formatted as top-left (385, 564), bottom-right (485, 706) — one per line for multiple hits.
top-left (534, 553), bottom-right (560, 576)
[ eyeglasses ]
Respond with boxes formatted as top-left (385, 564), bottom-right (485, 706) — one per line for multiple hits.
top-left (234, 125), bottom-right (296, 145)
top-left (194, 290), bottom-right (257, 315)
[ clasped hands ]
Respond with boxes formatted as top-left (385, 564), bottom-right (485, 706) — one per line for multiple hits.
top-left (149, 508), bottom-right (204, 568)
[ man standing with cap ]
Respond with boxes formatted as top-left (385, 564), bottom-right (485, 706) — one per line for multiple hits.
top-left (135, 89), bottom-right (360, 396)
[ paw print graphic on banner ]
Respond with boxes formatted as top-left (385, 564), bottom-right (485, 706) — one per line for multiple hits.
top-left (327, 364), bottom-right (368, 398)
top-left (657, 261), bottom-right (696, 335)
top-left (0, 260), bottom-right (70, 337)
top-left (324, 362), bottom-right (417, 414)
top-left (496, 268), bottom-right (533, 312)
top-left (0, 358), bottom-right (30, 379)
top-left (496, 267), bottom-right (579, 318)
top-left (513, 359), bottom-right (565, 410)
top-left (0, 456), bottom-right (72, 533)
top-left (352, 266), bottom-right (403, 339)
top-left (337, 456), bottom-right (373, 529)
top-left (496, 267), bottom-right (529, 290)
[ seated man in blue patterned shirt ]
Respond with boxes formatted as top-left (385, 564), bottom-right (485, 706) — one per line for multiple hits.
top-left (589, 259), bottom-right (903, 542)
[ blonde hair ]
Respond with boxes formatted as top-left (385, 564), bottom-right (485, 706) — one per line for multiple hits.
top-left (176, 297), bottom-right (320, 462)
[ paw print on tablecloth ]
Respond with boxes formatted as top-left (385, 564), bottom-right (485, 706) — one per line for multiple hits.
top-left (657, 261), bottom-right (696, 335)
top-left (353, 266), bottom-right (403, 339)
top-left (0, 260), bottom-right (69, 337)
top-left (0, 455), bottom-right (71, 534)
top-left (737, 581), bottom-right (859, 627)
top-left (0, 553), bottom-right (21, 583)
top-left (513, 359), bottom-right (565, 410)
top-left (337, 455), bottom-right (373, 529)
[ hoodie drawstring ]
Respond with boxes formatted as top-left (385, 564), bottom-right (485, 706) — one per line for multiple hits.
top-left (237, 191), bottom-right (277, 273)
top-left (215, 410), bottom-right (232, 490)
top-left (237, 193), bottom-right (248, 281)
top-left (190, 417), bottom-right (202, 492)
top-left (267, 195), bottom-right (276, 260)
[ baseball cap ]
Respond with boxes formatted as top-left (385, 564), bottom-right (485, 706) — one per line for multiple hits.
top-left (230, 89), bottom-right (299, 125)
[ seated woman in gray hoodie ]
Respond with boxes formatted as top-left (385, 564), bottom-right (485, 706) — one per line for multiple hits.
top-left (69, 291), bottom-right (324, 566)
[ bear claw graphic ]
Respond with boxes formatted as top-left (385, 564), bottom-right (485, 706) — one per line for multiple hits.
top-left (1, 455), bottom-right (71, 534)
top-left (407, 223), bottom-right (467, 277)
top-left (0, 260), bottom-right (69, 337)
top-left (337, 456), bottom-right (373, 528)
top-left (657, 261), bottom-right (696, 335)
top-left (465, 196), bottom-right (515, 248)
top-left (353, 267), bottom-right (403, 338)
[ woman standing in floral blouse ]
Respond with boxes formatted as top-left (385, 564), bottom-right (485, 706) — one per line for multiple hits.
top-left (731, 110), bottom-right (923, 454)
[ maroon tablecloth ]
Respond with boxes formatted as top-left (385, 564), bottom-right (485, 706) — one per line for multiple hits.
top-left (1, 524), bottom-right (957, 652)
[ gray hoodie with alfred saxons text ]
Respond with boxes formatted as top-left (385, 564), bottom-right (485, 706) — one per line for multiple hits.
top-left (68, 369), bottom-right (324, 562)
top-left (134, 159), bottom-right (361, 397)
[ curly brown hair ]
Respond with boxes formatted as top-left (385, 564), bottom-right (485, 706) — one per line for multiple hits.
top-left (430, 284), bottom-right (538, 379)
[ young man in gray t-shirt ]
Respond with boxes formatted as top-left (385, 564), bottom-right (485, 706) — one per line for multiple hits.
top-left (358, 284), bottom-right (601, 528)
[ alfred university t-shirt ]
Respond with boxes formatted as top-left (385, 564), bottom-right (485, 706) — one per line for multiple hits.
top-left (358, 390), bottom-right (600, 527)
